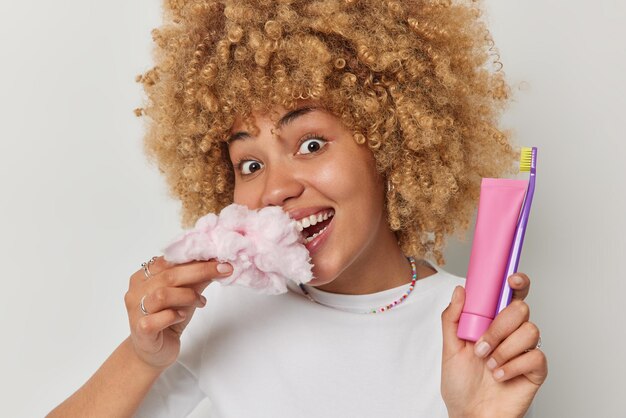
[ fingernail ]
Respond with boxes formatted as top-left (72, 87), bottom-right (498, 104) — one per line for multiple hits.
top-left (512, 275), bottom-right (523, 286)
top-left (177, 310), bottom-right (186, 318)
top-left (475, 340), bottom-right (490, 358)
top-left (217, 263), bottom-right (232, 274)
top-left (200, 295), bottom-right (207, 305)
top-left (486, 357), bottom-right (497, 370)
top-left (493, 369), bottom-right (505, 380)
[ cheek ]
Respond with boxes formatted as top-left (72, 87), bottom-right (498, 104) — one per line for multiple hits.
top-left (233, 182), bottom-right (258, 209)
top-left (311, 150), bottom-right (382, 206)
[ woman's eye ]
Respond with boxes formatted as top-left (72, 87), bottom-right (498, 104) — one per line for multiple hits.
top-left (240, 160), bottom-right (263, 175)
top-left (298, 138), bottom-right (327, 155)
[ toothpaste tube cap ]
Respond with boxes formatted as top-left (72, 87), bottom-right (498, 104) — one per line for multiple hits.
top-left (457, 312), bottom-right (493, 342)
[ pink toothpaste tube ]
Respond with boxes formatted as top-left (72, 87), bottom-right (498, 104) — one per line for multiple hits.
top-left (457, 178), bottom-right (529, 342)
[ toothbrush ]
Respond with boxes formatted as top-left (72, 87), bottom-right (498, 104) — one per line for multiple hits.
top-left (496, 147), bottom-right (537, 315)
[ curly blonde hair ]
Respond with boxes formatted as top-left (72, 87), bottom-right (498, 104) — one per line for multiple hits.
top-left (136, 0), bottom-right (518, 265)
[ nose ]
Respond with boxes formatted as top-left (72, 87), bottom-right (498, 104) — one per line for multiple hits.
top-left (260, 163), bottom-right (304, 207)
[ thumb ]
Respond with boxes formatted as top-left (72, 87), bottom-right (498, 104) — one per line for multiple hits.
top-left (441, 285), bottom-right (466, 359)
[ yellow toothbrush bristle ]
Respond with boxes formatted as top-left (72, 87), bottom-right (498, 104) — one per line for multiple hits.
top-left (519, 147), bottom-right (532, 172)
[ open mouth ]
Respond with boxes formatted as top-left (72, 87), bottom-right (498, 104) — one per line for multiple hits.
top-left (294, 209), bottom-right (335, 244)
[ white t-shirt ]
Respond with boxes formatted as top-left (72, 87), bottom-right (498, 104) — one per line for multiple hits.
top-left (135, 262), bottom-right (465, 418)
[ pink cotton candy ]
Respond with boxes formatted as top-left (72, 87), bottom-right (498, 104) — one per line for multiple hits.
top-left (162, 204), bottom-right (313, 295)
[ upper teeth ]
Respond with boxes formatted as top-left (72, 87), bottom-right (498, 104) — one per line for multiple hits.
top-left (294, 210), bottom-right (334, 232)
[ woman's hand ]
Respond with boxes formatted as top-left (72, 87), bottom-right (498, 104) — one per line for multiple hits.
top-left (440, 273), bottom-right (548, 418)
top-left (124, 256), bottom-right (233, 370)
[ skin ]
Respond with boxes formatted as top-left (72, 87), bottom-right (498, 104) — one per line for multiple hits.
top-left (47, 105), bottom-right (547, 418)
top-left (442, 274), bottom-right (548, 418)
top-left (228, 105), bottom-right (548, 416)
top-left (228, 103), bottom-right (427, 294)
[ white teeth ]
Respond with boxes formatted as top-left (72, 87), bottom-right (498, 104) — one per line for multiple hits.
top-left (294, 210), bottom-right (335, 232)
top-left (305, 226), bottom-right (328, 243)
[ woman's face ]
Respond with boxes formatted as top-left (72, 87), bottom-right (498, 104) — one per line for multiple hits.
top-left (227, 104), bottom-right (391, 287)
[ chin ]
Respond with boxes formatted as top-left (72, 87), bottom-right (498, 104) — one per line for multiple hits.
top-left (306, 271), bottom-right (335, 288)
top-left (305, 251), bottom-right (345, 287)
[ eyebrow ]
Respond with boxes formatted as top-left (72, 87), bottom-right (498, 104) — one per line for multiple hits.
top-left (227, 106), bottom-right (318, 143)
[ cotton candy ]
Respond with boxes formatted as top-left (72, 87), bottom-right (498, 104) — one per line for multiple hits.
top-left (163, 204), bottom-right (313, 295)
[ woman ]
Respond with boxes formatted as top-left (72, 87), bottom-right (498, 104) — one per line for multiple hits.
top-left (48, 0), bottom-right (547, 417)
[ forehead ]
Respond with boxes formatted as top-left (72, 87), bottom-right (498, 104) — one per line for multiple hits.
top-left (230, 100), bottom-right (321, 132)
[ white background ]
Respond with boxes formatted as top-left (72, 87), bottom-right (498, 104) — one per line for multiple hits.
top-left (1, 1), bottom-right (624, 417)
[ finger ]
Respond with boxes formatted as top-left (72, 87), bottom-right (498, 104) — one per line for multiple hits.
top-left (508, 272), bottom-right (531, 301)
top-left (491, 347), bottom-right (548, 386)
top-left (130, 256), bottom-right (175, 287)
top-left (441, 286), bottom-right (467, 360)
top-left (152, 260), bottom-right (233, 291)
top-left (485, 321), bottom-right (540, 371)
top-left (134, 309), bottom-right (187, 343)
top-left (474, 300), bottom-right (530, 358)
top-left (139, 287), bottom-right (207, 317)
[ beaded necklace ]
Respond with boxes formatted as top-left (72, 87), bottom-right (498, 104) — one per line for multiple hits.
top-left (298, 256), bottom-right (418, 314)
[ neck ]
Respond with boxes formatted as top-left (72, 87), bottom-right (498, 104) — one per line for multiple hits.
top-left (314, 225), bottom-right (419, 295)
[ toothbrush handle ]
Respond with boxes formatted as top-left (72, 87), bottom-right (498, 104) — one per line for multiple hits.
top-left (496, 164), bottom-right (536, 314)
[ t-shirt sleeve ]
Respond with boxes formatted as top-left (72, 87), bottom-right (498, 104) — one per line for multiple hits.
top-left (134, 283), bottom-right (221, 417)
